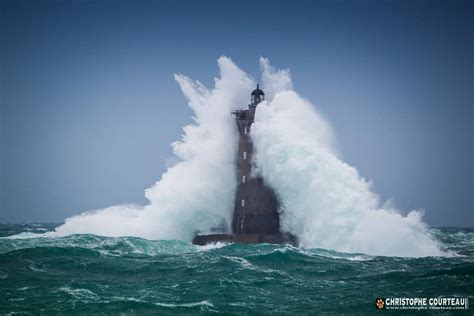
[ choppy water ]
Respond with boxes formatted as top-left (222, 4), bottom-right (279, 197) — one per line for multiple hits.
top-left (0, 224), bottom-right (473, 315)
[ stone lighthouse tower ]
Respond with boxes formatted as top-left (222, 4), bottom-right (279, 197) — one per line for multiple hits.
top-left (231, 85), bottom-right (280, 235)
top-left (192, 85), bottom-right (297, 245)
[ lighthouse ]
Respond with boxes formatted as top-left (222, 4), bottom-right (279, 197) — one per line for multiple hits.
top-left (192, 85), bottom-right (297, 246)
top-left (231, 85), bottom-right (280, 235)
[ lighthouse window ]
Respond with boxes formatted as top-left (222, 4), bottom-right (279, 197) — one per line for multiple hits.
top-left (241, 199), bottom-right (245, 207)
top-left (243, 152), bottom-right (247, 160)
top-left (244, 126), bottom-right (248, 134)
top-left (242, 175), bottom-right (246, 183)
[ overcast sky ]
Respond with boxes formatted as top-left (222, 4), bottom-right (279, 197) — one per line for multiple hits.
top-left (1, 0), bottom-right (472, 226)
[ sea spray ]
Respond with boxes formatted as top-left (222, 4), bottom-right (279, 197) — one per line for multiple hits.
top-left (52, 56), bottom-right (445, 257)
top-left (54, 57), bottom-right (253, 241)
top-left (251, 58), bottom-right (444, 257)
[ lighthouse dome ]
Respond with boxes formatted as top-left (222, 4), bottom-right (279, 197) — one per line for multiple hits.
top-left (250, 84), bottom-right (265, 105)
top-left (251, 84), bottom-right (265, 96)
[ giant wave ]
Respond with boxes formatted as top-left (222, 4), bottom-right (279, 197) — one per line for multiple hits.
top-left (50, 57), bottom-right (444, 257)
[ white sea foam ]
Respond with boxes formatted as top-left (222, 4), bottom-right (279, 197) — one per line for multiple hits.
top-left (7, 232), bottom-right (46, 239)
top-left (53, 57), bottom-right (253, 241)
top-left (57, 287), bottom-right (99, 301)
top-left (251, 57), bottom-right (444, 257)
top-left (196, 241), bottom-right (230, 252)
top-left (51, 56), bottom-right (444, 257)
top-left (29, 264), bottom-right (47, 273)
top-left (154, 300), bottom-right (214, 308)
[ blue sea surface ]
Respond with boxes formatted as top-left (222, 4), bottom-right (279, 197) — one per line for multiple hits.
top-left (0, 223), bottom-right (473, 315)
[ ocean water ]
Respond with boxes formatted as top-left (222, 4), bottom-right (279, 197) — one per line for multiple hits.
top-left (0, 224), bottom-right (473, 315)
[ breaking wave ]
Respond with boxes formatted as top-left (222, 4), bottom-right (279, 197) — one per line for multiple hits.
top-left (51, 57), bottom-right (444, 257)
top-left (53, 57), bottom-right (253, 241)
top-left (252, 58), bottom-right (444, 257)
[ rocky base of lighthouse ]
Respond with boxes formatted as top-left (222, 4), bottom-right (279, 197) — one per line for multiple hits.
top-left (192, 233), bottom-right (298, 246)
